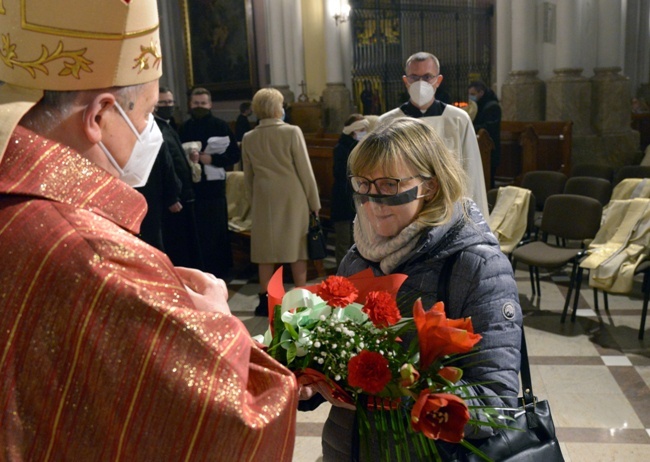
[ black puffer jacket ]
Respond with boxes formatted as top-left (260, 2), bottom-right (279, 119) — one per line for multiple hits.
top-left (322, 200), bottom-right (522, 461)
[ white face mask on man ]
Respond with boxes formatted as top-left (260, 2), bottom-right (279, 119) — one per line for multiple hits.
top-left (408, 80), bottom-right (436, 108)
top-left (98, 101), bottom-right (164, 188)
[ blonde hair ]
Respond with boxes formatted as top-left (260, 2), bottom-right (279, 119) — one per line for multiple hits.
top-left (348, 117), bottom-right (467, 227)
top-left (252, 88), bottom-right (284, 120)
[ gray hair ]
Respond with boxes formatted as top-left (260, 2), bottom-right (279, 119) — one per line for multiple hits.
top-left (22, 84), bottom-right (143, 134)
top-left (404, 52), bottom-right (440, 75)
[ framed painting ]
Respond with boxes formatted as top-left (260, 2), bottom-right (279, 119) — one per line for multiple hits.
top-left (180, 0), bottom-right (258, 99)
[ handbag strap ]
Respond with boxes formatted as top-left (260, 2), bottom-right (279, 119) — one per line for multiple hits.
top-left (519, 327), bottom-right (535, 406)
top-left (437, 250), bottom-right (536, 407)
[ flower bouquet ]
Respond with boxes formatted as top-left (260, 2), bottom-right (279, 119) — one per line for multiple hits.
top-left (254, 268), bottom-right (509, 462)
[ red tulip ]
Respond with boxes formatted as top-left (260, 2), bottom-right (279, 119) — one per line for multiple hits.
top-left (411, 391), bottom-right (469, 443)
top-left (413, 300), bottom-right (482, 370)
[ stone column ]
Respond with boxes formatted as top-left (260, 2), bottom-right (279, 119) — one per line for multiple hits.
top-left (321, 0), bottom-right (352, 133)
top-left (501, 0), bottom-right (545, 121)
top-left (546, 1), bottom-right (593, 166)
top-left (266, 0), bottom-right (294, 102)
top-left (495, 0), bottom-right (512, 100)
top-left (589, 0), bottom-right (639, 166)
top-left (633, 0), bottom-right (650, 102)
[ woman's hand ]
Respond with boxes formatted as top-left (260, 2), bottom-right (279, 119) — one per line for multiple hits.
top-left (175, 266), bottom-right (230, 315)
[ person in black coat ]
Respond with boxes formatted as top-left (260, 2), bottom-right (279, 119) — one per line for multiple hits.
top-left (235, 101), bottom-right (253, 143)
top-left (135, 143), bottom-right (182, 251)
top-left (332, 114), bottom-right (370, 266)
top-left (468, 80), bottom-right (502, 189)
top-left (180, 87), bottom-right (240, 279)
top-left (155, 86), bottom-right (204, 269)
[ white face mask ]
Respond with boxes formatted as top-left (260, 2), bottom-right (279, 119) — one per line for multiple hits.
top-left (354, 130), bottom-right (367, 141)
top-left (408, 80), bottom-right (436, 108)
top-left (98, 101), bottom-right (164, 188)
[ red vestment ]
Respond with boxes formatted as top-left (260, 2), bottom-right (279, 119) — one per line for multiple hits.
top-left (0, 126), bottom-right (297, 461)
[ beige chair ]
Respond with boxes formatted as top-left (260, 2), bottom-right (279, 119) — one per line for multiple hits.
top-left (520, 170), bottom-right (568, 236)
top-left (574, 198), bottom-right (650, 338)
top-left (511, 195), bottom-right (602, 316)
top-left (563, 176), bottom-right (612, 206)
top-left (570, 163), bottom-right (614, 182)
top-left (613, 165), bottom-right (650, 185)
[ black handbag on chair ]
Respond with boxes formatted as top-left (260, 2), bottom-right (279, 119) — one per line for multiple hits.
top-left (459, 329), bottom-right (564, 461)
top-left (307, 212), bottom-right (327, 260)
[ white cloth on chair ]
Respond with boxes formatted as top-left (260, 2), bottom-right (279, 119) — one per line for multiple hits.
top-left (487, 186), bottom-right (531, 254)
top-left (581, 198), bottom-right (650, 293)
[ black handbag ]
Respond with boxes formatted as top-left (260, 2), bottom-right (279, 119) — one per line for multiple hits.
top-left (438, 254), bottom-right (564, 462)
top-left (459, 330), bottom-right (564, 461)
top-left (307, 212), bottom-right (327, 260)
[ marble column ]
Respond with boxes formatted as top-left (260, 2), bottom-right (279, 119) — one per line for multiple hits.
top-left (321, 0), bottom-right (352, 133)
top-left (501, 0), bottom-right (545, 121)
top-left (266, 0), bottom-right (295, 102)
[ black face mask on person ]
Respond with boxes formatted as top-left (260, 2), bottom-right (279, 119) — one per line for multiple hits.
top-left (190, 107), bottom-right (211, 119)
top-left (156, 106), bottom-right (174, 121)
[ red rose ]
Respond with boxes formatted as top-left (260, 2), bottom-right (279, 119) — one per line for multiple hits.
top-left (317, 276), bottom-right (359, 307)
top-left (363, 291), bottom-right (402, 327)
top-left (410, 391), bottom-right (469, 443)
top-left (347, 350), bottom-right (392, 394)
top-left (413, 300), bottom-right (482, 370)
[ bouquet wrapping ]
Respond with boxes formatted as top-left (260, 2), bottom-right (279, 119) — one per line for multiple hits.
top-left (254, 268), bottom-right (511, 462)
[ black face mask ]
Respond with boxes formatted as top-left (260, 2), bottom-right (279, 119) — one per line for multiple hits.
top-left (190, 107), bottom-right (211, 119)
top-left (156, 106), bottom-right (175, 121)
top-left (354, 184), bottom-right (422, 207)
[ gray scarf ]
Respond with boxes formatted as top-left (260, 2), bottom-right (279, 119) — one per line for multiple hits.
top-left (354, 218), bottom-right (429, 274)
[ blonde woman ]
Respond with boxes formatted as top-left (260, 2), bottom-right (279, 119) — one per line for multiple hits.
top-left (242, 88), bottom-right (321, 316)
top-left (310, 118), bottom-right (523, 460)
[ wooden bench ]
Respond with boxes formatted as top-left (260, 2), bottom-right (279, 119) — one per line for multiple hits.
top-left (497, 121), bottom-right (573, 185)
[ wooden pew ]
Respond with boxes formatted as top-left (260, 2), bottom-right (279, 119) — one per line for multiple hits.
top-left (303, 134), bottom-right (338, 224)
top-left (476, 128), bottom-right (495, 190)
top-left (497, 121), bottom-right (572, 185)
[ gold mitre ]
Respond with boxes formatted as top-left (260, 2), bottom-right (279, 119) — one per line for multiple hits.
top-left (0, 0), bottom-right (162, 90)
top-left (0, 0), bottom-right (162, 163)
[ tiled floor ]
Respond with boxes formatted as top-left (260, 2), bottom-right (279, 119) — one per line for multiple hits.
top-left (227, 253), bottom-right (650, 462)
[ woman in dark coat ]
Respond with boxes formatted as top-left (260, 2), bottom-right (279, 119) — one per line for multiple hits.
top-left (311, 118), bottom-right (522, 461)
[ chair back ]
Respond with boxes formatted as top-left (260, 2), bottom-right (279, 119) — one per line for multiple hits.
top-left (541, 194), bottom-right (602, 241)
top-left (571, 163), bottom-right (614, 182)
top-left (563, 176), bottom-right (612, 206)
top-left (521, 170), bottom-right (568, 211)
top-left (488, 187), bottom-right (536, 235)
top-left (613, 165), bottom-right (650, 185)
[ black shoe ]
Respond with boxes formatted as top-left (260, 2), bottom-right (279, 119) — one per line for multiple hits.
top-left (254, 292), bottom-right (268, 317)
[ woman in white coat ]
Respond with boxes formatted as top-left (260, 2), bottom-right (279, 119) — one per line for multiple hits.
top-left (242, 88), bottom-right (321, 315)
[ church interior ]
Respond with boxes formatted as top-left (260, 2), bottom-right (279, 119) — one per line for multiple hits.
top-left (159, 1), bottom-right (650, 460)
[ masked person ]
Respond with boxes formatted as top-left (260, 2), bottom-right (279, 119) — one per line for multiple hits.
top-left (332, 114), bottom-right (370, 266)
top-left (379, 52), bottom-right (489, 218)
top-left (468, 80), bottom-right (502, 189)
top-left (0, 1), bottom-right (296, 460)
top-left (319, 117), bottom-right (522, 460)
top-left (155, 86), bottom-right (204, 269)
top-left (180, 87), bottom-right (240, 279)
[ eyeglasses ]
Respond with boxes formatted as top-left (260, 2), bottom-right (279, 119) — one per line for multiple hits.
top-left (405, 74), bottom-right (438, 84)
top-left (349, 175), bottom-right (422, 196)
top-left (157, 99), bottom-right (175, 107)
